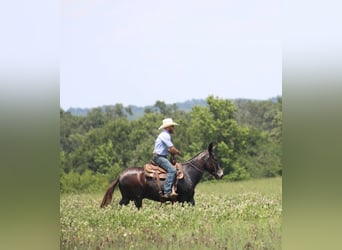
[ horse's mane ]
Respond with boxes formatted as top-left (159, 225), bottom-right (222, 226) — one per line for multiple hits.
top-left (182, 150), bottom-right (208, 165)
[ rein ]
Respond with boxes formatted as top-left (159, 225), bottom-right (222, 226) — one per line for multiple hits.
top-left (184, 151), bottom-right (208, 174)
top-left (187, 160), bottom-right (204, 174)
top-left (181, 159), bottom-right (204, 189)
top-left (181, 151), bottom-right (213, 188)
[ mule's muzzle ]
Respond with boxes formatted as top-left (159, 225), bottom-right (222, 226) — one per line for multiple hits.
top-left (214, 169), bottom-right (224, 179)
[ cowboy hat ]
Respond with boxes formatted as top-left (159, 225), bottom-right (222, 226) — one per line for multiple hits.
top-left (158, 118), bottom-right (179, 130)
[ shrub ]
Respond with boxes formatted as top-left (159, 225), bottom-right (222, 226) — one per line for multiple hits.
top-left (225, 163), bottom-right (251, 181)
top-left (60, 170), bottom-right (111, 193)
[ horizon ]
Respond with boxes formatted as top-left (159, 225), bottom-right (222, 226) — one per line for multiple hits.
top-left (62, 95), bottom-right (281, 111)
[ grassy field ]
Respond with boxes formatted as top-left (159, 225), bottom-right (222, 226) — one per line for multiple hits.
top-left (60, 177), bottom-right (282, 249)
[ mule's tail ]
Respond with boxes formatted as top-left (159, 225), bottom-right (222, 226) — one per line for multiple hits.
top-left (100, 177), bottom-right (119, 208)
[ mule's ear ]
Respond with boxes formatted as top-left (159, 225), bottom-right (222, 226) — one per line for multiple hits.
top-left (208, 142), bottom-right (215, 154)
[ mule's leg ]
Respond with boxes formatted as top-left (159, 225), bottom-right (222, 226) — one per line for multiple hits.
top-left (188, 197), bottom-right (195, 206)
top-left (134, 196), bottom-right (143, 209)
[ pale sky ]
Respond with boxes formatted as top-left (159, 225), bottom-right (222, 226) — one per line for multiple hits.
top-left (60, 0), bottom-right (281, 110)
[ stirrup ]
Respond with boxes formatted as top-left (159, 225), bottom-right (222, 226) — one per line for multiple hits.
top-left (162, 192), bottom-right (177, 199)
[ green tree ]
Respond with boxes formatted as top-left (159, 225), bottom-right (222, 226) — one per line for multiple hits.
top-left (269, 96), bottom-right (282, 143)
top-left (60, 96), bottom-right (282, 192)
top-left (104, 104), bottom-right (133, 120)
top-left (94, 140), bottom-right (122, 179)
top-left (189, 96), bottom-right (249, 179)
top-left (127, 113), bottom-right (162, 166)
top-left (153, 100), bottom-right (178, 116)
top-left (60, 109), bottom-right (86, 152)
top-left (83, 107), bottom-right (106, 130)
top-left (101, 118), bottom-right (133, 167)
top-left (239, 128), bottom-right (282, 178)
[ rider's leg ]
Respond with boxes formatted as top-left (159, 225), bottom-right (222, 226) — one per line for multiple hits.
top-left (154, 156), bottom-right (176, 195)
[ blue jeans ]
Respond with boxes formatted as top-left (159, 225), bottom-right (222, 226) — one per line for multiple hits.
top-left (154, 156), bottom-right (176, 194)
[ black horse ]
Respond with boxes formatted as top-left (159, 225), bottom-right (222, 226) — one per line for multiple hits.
top-left (100, 143), bottom-right (223, 209)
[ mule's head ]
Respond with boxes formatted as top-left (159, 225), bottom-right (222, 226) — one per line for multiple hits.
top-left (204, 143), bottom-right (224, 179)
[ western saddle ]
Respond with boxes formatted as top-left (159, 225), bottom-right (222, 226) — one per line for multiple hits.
top-left (144, 160), bottom-right (184, 199)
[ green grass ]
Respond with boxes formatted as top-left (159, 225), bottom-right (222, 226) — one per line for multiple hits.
top-left (60, 177), bottom-right (281, 249)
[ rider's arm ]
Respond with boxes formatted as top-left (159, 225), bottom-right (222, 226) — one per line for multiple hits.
top-left (168, 146), bottom-right (181, 155)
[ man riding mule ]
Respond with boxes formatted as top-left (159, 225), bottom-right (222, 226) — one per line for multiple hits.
top-left (100, 142), bottom-right (223, 209)
top-left (144, 155), bottom-right (184, 202)
top-left (152, 118), bottom-right (181, 199)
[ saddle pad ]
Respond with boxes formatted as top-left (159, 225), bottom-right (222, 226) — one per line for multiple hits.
top-left (144, 163), bottom-right (183, 180)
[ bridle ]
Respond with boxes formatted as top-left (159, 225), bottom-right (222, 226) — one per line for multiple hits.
top-left (207, 154), bottom-right (220, 175)
top-left (187, 160), bottom-right (204, 174)
top-left (182, 150), bottom-right (221, 187)
top-left (186, 150), bottom-right (218, 175)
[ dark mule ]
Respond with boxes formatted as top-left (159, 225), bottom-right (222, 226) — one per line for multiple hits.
top-left (100, 143), bottom-right (223, 209)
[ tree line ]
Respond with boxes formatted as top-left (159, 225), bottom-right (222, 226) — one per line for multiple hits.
top-left (60, 95), bottom-right (282, 193)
